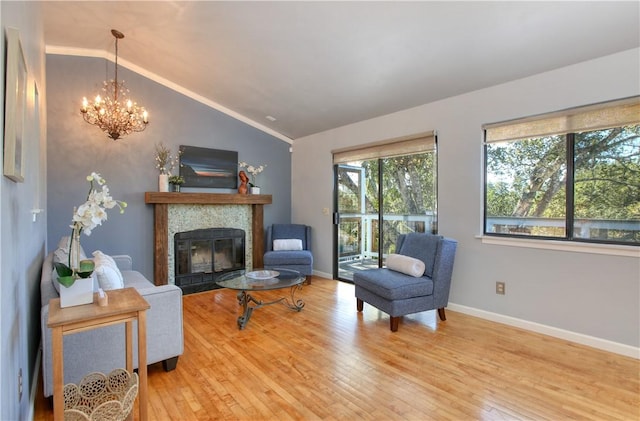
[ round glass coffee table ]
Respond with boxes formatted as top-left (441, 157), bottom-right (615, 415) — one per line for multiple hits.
top-left (215, 268), bottom-right (306, 330)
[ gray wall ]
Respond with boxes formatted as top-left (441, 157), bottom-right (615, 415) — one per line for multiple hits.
top-left (47, 54), bottom-right (291, 282)
top-left (292, 48), bottom-right (640, 350)
top-left (0, 2), bottom-right (47, 419)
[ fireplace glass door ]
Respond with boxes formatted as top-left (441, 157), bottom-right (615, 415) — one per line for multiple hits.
top-left (174, 228), bottom-right (246, 294)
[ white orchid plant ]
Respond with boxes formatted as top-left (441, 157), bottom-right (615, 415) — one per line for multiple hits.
top-left (54, 172), bottom-right (127, 287)
top-left (238, 161), bottom-right (267, 187)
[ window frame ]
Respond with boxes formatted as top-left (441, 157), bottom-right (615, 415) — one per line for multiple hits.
top-left (482, 98), bottom-right (640, 247)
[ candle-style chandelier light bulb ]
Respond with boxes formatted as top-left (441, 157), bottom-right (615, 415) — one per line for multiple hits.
top-left (80, 29), bottom-right (149, 140)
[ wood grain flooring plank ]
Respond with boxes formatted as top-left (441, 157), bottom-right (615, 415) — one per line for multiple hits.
top-left (34, 277), bottom-right (639, 420)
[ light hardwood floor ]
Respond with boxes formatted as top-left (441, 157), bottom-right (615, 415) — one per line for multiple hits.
top-left (35, 277), bottom-right (639, 420)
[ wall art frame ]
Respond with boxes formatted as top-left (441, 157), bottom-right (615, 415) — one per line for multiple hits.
top-left (179, 145), bottom-right (238, 189)
top-left (3, 27), bottom-right (27, 182)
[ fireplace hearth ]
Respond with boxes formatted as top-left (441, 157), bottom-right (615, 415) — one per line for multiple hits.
top-left (174, 228), bottom-right (245, 294)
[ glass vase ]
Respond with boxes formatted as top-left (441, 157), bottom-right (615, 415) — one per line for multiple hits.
top-left (70, 229), bottom-right (81, 271)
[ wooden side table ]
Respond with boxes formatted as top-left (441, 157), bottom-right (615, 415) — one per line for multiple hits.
top-left (47, 287), bottom-right (150, 420)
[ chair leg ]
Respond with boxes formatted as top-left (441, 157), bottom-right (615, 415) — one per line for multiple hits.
top-left (390, 316), bottom-right (400, 332)
top-left (356, 298), bottom-right (363, 312)
top-left (305, 275), bottom-right (312, 285)
top-left (437, 308), bottom-right (446, 321)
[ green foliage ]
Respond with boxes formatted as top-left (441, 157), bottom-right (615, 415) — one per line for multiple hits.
top-left (573, 127), bottom-right (640, 220)
top-left (486, 181), bottom-right (519, 216)
top-left (169, 175), bottom-right (185, 185)
top-left (362, 153), bottom-right (436, 215)
top-left (486, 125), bottom-right (639, 242)
top-left (338, 152), bottom-right (437, 254)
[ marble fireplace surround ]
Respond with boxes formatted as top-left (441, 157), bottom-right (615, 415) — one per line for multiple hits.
top-left (144, 192), bottom-right (272, 286)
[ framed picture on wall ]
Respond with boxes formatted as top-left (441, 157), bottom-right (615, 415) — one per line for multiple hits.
top-left (3, 27), bottom-right (27, 182)
top-left (179, 145), bottom-right (238, 189)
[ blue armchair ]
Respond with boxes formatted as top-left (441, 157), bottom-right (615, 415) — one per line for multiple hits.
top-left (263, 224), bottom-right (313, 284)
top-left (353, 233), bottom-right (457, 331)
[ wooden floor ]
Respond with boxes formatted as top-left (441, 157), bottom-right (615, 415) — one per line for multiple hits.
top-left (34, 277), bottom-right (639, 420)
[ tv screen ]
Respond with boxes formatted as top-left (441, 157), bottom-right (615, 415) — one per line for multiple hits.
top-left (179, 145), bottom-right (238, 189)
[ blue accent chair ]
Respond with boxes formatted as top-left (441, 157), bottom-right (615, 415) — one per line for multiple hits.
top-left (353, 233), bottom-right (457, 331)
top-left (263, 224), bottom-right (313, 284)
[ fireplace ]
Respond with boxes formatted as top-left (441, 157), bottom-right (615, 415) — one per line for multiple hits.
top-left (174, 228), bottom-right (245, 294)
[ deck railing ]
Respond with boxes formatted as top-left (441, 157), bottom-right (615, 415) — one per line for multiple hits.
top-left (339, 214), bottom-right (638, 262)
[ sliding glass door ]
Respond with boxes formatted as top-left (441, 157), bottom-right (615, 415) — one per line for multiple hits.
top-left (333, 134), bottom-right (437, 281)
top-left (335, 160), bottom-right (380, 281)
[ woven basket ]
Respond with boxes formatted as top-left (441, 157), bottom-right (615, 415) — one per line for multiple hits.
top-left (63, 368), bottom-right (138, 421)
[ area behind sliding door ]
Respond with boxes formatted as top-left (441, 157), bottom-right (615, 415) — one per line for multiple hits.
top-left (333, 132), bottom-right (437, 281)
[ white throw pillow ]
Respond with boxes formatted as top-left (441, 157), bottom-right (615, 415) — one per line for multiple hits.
top-left (273, 239), bottom-right (303, 251)
top-left (386, 254), bottom-right (426, 278)
top-left (92, 250), bottom-right (124, 290)
top-left (52, 236), bottom-right (88, 266)
top-left (52, 236), bottom-right (89, 294)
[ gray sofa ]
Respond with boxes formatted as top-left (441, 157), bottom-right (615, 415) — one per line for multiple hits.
top-left (40, 251), bottom-right (184, 398)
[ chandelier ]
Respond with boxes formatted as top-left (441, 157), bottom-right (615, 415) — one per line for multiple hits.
top-left (81, 29), bottom-right (148, 140)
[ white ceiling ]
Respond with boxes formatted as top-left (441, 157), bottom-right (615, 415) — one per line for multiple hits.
top-left (42, 1), bottom-right (640, 141)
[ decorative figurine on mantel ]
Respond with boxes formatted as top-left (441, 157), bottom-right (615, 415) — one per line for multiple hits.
top-left (238, 161), bottom-right (266, 194)
top-left (238, 170), bottom-right (249, 194)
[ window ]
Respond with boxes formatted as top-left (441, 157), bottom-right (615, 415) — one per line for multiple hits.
top-left (484, 98), bottom-right (640, 245)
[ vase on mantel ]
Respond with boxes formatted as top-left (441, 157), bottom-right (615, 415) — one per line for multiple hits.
top-left (158, 174), bottom-right (169, 192)
top-left (250, 186), bottom-right (261, 194)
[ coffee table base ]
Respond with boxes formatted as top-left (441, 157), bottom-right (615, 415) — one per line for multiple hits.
top-left (236, 285), bottom-right (305, 330)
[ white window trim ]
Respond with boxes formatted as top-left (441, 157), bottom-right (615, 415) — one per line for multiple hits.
top-left (477, 235), bottom-right (640, 258)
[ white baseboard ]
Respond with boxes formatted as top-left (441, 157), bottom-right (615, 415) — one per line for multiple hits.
top-left (312, 270), bottom-right (333, 280)
top-left (448, 302), bottom-right (639, 359)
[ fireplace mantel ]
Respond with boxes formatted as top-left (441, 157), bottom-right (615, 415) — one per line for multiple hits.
top-left (144, 192), bottom-right (272, 205)
top-left (145, 192), bottom-right (272, 285)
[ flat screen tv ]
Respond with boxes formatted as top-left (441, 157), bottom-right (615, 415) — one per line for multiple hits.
top-left (179, 145), bottom-right (238, 189)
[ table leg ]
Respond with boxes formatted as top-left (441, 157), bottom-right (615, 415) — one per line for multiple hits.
top-left (237, 290), bottom-right (254, 330)
top-left (285, 284), bottom-right (305, 311)
top-left (52, 326), bottom-right (64, 420)
top-left (138, 310), bottom-right (148, 421)
top-left (235, 287), bottom-right (304, 329)
top-left (125, 320), bottom-right (133, 373)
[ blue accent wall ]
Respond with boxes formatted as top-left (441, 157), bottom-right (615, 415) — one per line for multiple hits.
top-left (46, 54), bottom-right (291, 281)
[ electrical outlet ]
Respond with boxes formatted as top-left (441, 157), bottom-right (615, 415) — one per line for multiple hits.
top-left (18, 368), bottom-right (23, 401)
top-left (496, 281), bottom-right (506, 295)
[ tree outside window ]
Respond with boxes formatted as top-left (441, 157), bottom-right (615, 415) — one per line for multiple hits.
top-left (485, 124), bottom-right (639, 244)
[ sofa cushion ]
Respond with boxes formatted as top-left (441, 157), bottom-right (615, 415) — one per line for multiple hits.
top-left (386, 254), bottom-right (426, 277)
top-left (92, 251), bottom-right (124, 290)
top-left (264, 250), bottom-right (313, 266)
top-left (52, 236), bottom-right (88, 266)
top-left (122, 270), bottom-right (155, 290)
top-left (399, 233), bottom-right (443, 277)
top-left (353, 268), bottom-right (433, 300)
top-left (273, 239), bottom-right (303, 251)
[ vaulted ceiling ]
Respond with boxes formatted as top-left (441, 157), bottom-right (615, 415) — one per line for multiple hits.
top-left (42, 1), bottom-right (640, 141)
